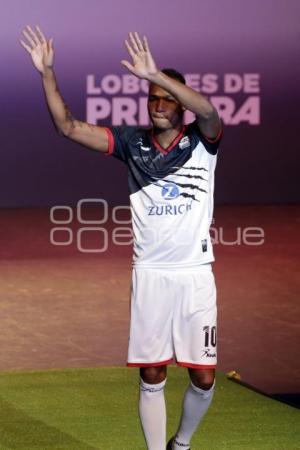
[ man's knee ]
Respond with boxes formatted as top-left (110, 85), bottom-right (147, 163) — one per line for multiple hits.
top-left (140, 366), bottom-right (167, 384)
top-left (188, 368), bottom-right (215, 390)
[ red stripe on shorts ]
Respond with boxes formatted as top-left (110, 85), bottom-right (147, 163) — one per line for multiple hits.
top-left (177, 361), bottom-right (216, 369)
top-left (127, 358), bottom-right (174, 368)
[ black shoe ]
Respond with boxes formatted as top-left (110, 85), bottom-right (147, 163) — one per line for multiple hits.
top-left (166, 438), bottom-right (174, 450)
top-left (166, 437), bottom-right (190, 450)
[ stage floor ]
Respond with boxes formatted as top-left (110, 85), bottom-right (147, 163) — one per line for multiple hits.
top-left (0, 205), bottom-right (299, 396)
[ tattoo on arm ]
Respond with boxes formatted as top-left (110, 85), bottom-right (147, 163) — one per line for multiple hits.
top-left (64, 102), bottom-right (76, 129)
top-left (63, 102), bottom-right (95, 132)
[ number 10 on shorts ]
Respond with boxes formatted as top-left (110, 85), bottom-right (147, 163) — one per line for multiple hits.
top-left (203, 326), bottom-right (217, 347)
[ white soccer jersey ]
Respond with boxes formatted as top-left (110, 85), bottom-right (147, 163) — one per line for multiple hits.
top-left (106, 122), bottom-right (222, 268)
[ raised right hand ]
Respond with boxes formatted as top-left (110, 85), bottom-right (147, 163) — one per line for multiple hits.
top-left (121, 32), bottom-right (158, 81)
top-left (20, 25), bottom-right (54, 74)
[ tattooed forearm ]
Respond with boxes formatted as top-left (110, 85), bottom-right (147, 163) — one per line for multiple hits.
top-left (63, 102), bottom-right (97, 132)
top-left (64, 102), bottom-right (76, 129)
top-left (43, 69), bottom-right (78, 135)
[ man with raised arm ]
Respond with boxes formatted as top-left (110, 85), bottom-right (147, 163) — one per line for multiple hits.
top-left (21, 26), bottom-right (222, 450)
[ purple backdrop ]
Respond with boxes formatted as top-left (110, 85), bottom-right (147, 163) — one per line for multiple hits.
top-left (1, 0), bottom-right (299, 207)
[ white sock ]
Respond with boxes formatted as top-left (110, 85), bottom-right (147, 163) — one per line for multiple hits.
top-left (139, 378), bottom-right (167, 450)
top-left (173, 380), bottom-right (215, 449)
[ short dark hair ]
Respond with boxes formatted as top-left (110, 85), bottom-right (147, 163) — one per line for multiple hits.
top-left (161, 68), bottom-right (186, 85)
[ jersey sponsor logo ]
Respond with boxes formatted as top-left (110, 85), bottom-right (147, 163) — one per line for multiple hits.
top-left (147, 182), bottom-right (193, 216)
top-left (161, 182), bottom-right (180, 200)
top-left (148, 203), bottom-right (192, 216)
top-left (160, 180), bottom-right (205, 203)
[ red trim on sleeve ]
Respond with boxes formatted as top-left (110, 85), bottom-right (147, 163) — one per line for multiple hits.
top-left (202, 126), bottom-right (223, 144)
top-left (177, 361), bottom-right (216, 369)
top-left (104, 127), bottom-right (114, 156)
top-left (127, 358), bottom-right (174, 368)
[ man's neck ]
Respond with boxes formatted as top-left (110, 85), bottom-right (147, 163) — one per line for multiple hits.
top-left (152, 125), bottom-right (183, 150)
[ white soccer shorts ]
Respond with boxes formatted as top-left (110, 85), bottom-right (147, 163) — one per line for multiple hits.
top-left (127, 264), bottom-right (217, 368)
